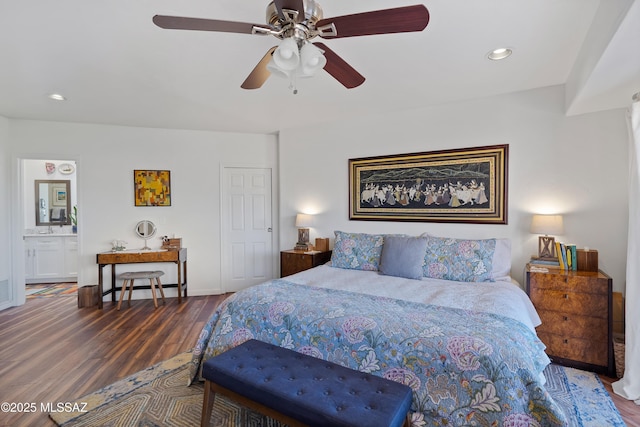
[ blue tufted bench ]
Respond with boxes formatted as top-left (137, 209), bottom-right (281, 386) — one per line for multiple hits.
top-left (200, 339), bottom-right (413, 427)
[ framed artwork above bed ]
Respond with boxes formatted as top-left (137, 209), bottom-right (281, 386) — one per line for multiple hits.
top-left (349, 144), bottom-right (508, 224)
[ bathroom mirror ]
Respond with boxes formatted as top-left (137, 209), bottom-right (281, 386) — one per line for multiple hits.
top-left (35, 180), bottom-right (72, 226)
top-left (135, 220), bottom-right (157, 250)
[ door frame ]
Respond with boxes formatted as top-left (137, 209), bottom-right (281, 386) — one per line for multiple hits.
top-left (7, 155), bottom-right (81, 310)
top-left (219, 163), bottom-right (279, 293)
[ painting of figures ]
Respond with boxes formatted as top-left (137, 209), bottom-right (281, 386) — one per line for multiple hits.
top-left (349, 145), bottom-right (508, 223)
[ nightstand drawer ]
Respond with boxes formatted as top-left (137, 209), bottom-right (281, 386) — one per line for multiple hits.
top-left (529, 289), bottom-right (608, 317)
top-left (537, 332), bottom-right (608, 366)
top-left (536, 309), bottom-right (608, 341)
top-left (528, 272), bottom-right (607, 295)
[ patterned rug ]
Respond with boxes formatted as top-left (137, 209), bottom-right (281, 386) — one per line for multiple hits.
top-left (26, 283), bottom-right (77, 298)
top-left (50, 353), bottom-right (625, 427)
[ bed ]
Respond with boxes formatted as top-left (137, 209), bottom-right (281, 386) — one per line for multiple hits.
top-left (189, 232), bottom-right (567, 426)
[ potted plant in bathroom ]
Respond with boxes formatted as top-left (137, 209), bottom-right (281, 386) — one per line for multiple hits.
top-left (69, 205), bottom-right (78, 233)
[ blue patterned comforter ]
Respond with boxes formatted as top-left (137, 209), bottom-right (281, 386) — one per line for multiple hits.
top-left (190, 280), bottom-right (567, 426)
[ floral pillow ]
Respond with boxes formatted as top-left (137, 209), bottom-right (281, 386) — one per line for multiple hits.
top-left (330, 231), bottom-right (385, 271)
top-left (422, 235), bottom-right (496, 282)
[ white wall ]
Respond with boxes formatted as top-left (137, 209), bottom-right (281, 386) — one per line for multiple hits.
top-left (279, 85), bottom-right (630, 291)
top-left (0, 116), bottom-right (10, 308)
top-left (3, 84), bottom-right (631, 305)
top-left (8, 120), bottom-right (278, 300)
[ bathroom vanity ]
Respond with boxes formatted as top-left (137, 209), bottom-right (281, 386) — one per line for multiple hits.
top-left (24, 234), bottom-right (77, 283)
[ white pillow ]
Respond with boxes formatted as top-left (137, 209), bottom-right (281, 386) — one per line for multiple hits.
top-left (491, 238), bottom-right (512, 282)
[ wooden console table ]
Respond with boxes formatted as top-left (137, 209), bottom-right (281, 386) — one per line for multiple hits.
top-left (96, 248), bottom-right (187, 309)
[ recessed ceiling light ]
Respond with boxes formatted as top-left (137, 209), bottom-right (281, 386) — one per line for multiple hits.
top-left (48, 93), bottom-right (66, 101)
top-left (487, 48), bottom-right (512, 61)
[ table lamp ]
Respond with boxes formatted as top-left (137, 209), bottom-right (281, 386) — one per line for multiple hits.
top-left (295, 213), bottom-right (314, 251)
top-left (530, 214), bottom-right (564, 260)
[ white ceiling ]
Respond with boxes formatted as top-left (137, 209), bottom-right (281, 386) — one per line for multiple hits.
top-left (1, 0), bottom-right (638, 134)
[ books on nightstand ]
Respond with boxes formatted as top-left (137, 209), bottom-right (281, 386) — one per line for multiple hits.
top-left (529, 257), bottom-right (560, 266)
top-left (530, 242), bottom-right (578, 270)
top-left (531, 244), bottom-right (597, 271)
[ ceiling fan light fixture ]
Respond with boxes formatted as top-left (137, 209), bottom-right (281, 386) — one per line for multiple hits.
top-left (487, 47), bottom-right (512, 61)
top-left (273, 37), bottom-right (300, 70)
top-left (299, 43), bottom-right (326, 76)
top-left (266, 57), bottom-right (292, 79)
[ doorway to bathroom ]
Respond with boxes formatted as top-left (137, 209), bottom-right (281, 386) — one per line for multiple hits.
top-left (22, 159), bottom-right (78, 300)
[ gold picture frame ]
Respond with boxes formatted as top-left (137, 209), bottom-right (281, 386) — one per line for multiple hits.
top-left (349, 145), bottom-right (508, 223)
top-left (134, 170), bottom-right (171, 207)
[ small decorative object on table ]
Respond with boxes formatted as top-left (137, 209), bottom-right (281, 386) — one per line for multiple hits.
top-left (315, 237), bottom-right (329, 252)
top-left (161, 236), bottom-right (182, 250)
top-left (577, 248), bottom-right (598, 271)
top-left (111, 240), bottom-right (127, 251)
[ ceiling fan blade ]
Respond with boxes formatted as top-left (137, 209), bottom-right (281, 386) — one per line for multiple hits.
top-left (274, 0), bottom-right (305, 22)
top-left (241, 47), bottom-right (277, 90)
top-left (314, 42), bottom-right (365, 89)
top-left (153, 15), bottom-right (271, 35)
top-left (315, 4), bottom-right (429, 39)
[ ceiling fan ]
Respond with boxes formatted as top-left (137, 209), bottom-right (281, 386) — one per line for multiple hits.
top-left (153, 0), bottom-right (429, 90)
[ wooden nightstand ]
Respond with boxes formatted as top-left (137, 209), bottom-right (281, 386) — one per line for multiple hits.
top-left (280, 250), bottom-right (332, 277)
top-left (525, 265), bottom-right (614, 376)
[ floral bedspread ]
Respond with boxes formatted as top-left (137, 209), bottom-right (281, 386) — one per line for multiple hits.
top-left (189, 280), bottom-right (567, 426)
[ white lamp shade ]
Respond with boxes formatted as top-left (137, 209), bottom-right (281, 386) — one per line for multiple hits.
top-left (530, 214), bottom-right (564, 235)
top-left (295, 213), bottom-right (314, 228)
top-left (273, 37), bottom-right (300, 71)
top-left (266, 57), bottom-right (291, 79)
top-left (299, 43), bottom-right (326, 76)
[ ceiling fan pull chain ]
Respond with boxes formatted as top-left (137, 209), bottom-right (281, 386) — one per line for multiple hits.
top-left (289, 73), bottom-right (298, 95)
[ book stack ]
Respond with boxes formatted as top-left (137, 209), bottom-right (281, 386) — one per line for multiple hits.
top-left (529, 257), bottom-right (560, 266)
top-left (555, 242), bottom-right (578, 270)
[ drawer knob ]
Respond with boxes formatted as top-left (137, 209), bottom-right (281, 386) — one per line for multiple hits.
top-left (563, 294), bottom-right (569, 299)
top-left (563, 339), bottom-right (569, 344)
top-left (563, 316), bottom-right (569, 321)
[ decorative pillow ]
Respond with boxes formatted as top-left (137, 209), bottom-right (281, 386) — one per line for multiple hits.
top-left (422, 235), bottom-right (497, 282)
top-left (330, 231), bottom-right (385, 271)
top-left (379, 236), bottom-right (428, 280)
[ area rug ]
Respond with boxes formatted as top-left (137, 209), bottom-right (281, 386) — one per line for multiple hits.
top-left (26, 283), bottom-right (77, 298)
top-left (50, 353), bottom-right (625, 427)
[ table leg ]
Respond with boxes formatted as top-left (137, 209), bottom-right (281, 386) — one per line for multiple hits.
top-left (98, 265), bottom-right (104, 309)
top-left (183, 260), bottom-right (188, 297)
top-left (177, 261), bottom-right (182, 303)
top-left (111, 264), bottom-right (117, 304)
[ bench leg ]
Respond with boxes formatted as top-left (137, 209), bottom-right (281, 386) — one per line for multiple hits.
top-left (201, 380), bottom-right (216, 427)
top-left (116, 279), bottom-right (128, 311)
top-left (127, 278), bottom-right (135, 307)
top-left (149, 278), bottom-right (158, 308)
top-left (156, 277), bottom-right (166, 304)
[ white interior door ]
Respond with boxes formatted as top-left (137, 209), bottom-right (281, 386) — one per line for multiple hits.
top-left (221, 167), bottom-right (273, 292)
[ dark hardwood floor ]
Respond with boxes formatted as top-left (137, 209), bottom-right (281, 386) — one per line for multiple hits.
top-left (0, 293), bottom-right (229, 427)
top-left (1, 293), bottom-right (638, 427)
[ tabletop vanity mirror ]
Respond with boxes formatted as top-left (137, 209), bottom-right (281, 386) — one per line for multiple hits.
top-left (135, 220), bottom-right (157, 250)
top-left (35, 180), bottom-right (72, 226)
